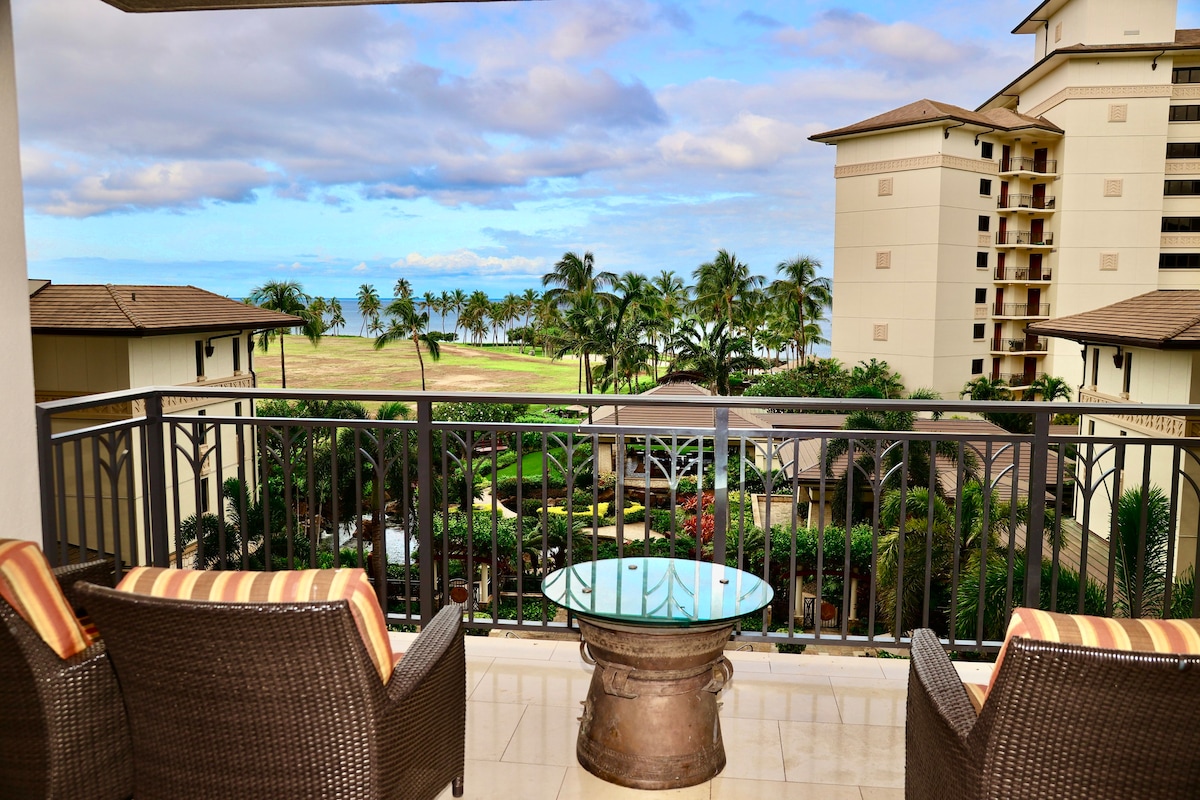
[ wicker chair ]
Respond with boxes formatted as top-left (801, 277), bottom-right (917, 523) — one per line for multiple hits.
top-left (0, 559), bottom-right (133, 800)
top-left (78, 583), bottom-right (466, 800)
top-left (906, 627), bottom-right (1200, 799)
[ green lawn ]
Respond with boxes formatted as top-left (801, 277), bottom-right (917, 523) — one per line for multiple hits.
top-left (494, 448), bottom-right (569, 481)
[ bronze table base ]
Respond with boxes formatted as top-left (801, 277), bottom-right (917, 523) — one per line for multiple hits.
top-left (576, 617), bottom-right (734, 790)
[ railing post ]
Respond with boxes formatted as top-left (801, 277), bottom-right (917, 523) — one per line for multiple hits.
top-left (417, 399), bottom-right (436, 624)
top-left (1023, 408), bottom-right (1050, 607)
top-left (144, 392), bottom-right (170, 567)
top-left (712, 407), bottom-right (729, 565)
top-left (35, 404), bottom-right (59, 562)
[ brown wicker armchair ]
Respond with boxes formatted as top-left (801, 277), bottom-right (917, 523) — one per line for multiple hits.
top-left (78, 582), bottom-right (466, 800)
top-left (906, 627), bottom-right (1200, 799)
top-left (0, 559), bottom-right (132, 800)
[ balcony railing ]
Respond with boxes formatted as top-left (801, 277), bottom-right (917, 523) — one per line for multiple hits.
top-left (997, 372), bottom-right (1047, 387)
top-left (996, 231), bottom-right (1055, 246)
top-left (1000, 157), bottom-right (1057, 174)
top-left (35, 388), bottom-right (1200, 651)
top-left (997, 194), bottom-right (1056, 210)
top-left (994, 302), bottom-right (1051, 317)
top-left (994, 267), bottom-right (1052, 282)
top-left (991, 338), bottom-right (1049, 353)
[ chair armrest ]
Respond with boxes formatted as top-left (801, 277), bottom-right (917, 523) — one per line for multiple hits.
top-left (387, 603), bottom-right (465, 703)
top-left (906, 629), bottom-right (980, 800)
top-left (53, 558), bottom-right (116, 611)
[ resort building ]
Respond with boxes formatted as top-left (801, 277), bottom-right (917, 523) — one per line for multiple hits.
top-left (30, 281), bottom-right (300, 559)
top-left (811, 0), bottom-right (1200, 401)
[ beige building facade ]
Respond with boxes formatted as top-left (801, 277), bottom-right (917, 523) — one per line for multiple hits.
top-left (812, 0), bottom-right (1200, 401)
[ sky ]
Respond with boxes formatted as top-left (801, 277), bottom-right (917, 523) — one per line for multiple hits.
top-left (12, 0), bottom-right (1200, 300)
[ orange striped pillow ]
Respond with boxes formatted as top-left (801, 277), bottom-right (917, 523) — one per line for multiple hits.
top-left (116, 567), bottom-right (397, 683)
top-left (0, 539), bottom-right (92, 660)
top-left (987, 608), bottom-right (1200, 696)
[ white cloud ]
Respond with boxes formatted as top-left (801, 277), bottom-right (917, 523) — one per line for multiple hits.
top-left (392, 250), bottom-right (547, 276)
top-left (657, 113), bottom-right (808, 170)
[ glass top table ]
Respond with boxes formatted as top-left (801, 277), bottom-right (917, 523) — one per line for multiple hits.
top-left (541, 556), bottom-right (773, 626)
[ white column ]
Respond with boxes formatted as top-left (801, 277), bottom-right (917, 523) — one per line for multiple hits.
top-left (0, 0), bottom-right (44, 543)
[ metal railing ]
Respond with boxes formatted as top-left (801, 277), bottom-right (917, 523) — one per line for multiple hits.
top-left (994, 303), bottom-right (1051, 317)
top-left (996, 231), bottom-right (1055, 246)
top-left (35, 388), bottom-right (1200, 651)
top-left (1000, 157), bottom-right (1057, 174)
top-left (995, 267), bottom-right (1052, 282)
top-left (996, 372), bottom-right (1047, 387)
top-left (997, 194), bottom-right (1056, 210)
top-left (991, 339), bottom-right (1049, 353)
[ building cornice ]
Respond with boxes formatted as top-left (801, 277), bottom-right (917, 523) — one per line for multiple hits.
top-left (1162, 234), bottom-right (1200, 248)
top-left (1078, 388), bottom-right (1200, 438)
top-left (1025, 84), bottom-right (1173, 118)
top-left (834, 154), bottom-right (998, 179)
top-left (1165, 160), bottom-right (1200, 175)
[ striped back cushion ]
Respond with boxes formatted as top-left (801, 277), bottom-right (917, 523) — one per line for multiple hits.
top-left (0, 539), bottom-right (92, 660)
top-left (117, 568), bottom-right (396, 683)
top-left (987, 608), bottom-right (1200, 695)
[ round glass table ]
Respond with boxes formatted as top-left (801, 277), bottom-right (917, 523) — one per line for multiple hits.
top-left (542, 557), bottom-right (773, 789)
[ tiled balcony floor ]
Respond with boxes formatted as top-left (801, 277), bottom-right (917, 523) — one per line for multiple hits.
top-left (389, 632), bottom-right (996, 800)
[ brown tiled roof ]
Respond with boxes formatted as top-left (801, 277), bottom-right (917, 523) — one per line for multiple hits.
top-left (1026, 291), bottom-right (1200, 349)
top-left (810, 99), bottom-right (1062, 142)
top-left (29, 283), bottom-right (303, 336)
top-left (588, 382), bottom-right (766, 429)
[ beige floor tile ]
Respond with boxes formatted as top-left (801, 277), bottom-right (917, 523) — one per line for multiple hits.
top-left (466, 657), bottom-right (496, 696)
top-left (722, 648), bottom-right (774, 673)
top-left (502, 703), bottom-right (583, 767)
top-left (712, 777), bottom-right (863, 799)
top-left (466, 635), bottom-right (561, 660)
top-left (465, 701), bottom-right (525, 761)
top-left (952, 660), bottom-right (996, 683)
top-left (859, 787), bottom-right (904, 800)
top-left (779, 721), bottom-right (905, 788)
top-left (558, 767), bottom-right (712, 799)
top-left (875, 659), bottom-right (910, 680)
top-left (721, 673), bottom-right (841, 723)
top-left (469, 660), bottom-right (592, 707)
top-left (719, 716), bottom-right (786, 782)
top-left (828, 678), bottom-right (908, 728)
top-left (770, 655), bottom-right (887, 679)
top-left (434, 759), bottom-right (566, 800)
top-left (550, 640), bottom-right (589, 663)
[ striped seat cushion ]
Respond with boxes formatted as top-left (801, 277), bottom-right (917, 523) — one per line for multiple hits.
top-left (985, 608), bottom-right (1200, 699)
top-left (117, 567), bottom-right (397, 683)
top-left (0, 539), bottom-right (92, 660)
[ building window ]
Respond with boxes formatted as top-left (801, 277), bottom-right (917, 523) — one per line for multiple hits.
top-left (976, 252), bottom-right (988, 269)
top-left (1164, 180), bottom-right (1200, 196)
top-left (1123, 353), bottom-right (1133, 394)
top-left (1163, 217), bottom-right (1200, 233)
top-left (1173, 67), bottom-right (1200, 84)
top-left (971, 358), bottom-right (984, 375)
top-left (197, 409), bottom-right (207, 444)
top-left (1169, 105), bottom-right (1200, 122)
top-left (979, 179), bottom-right (992, 196)
top-left (1091, 348), bottom-right (1099, 386)
top-left (973, 323), bottom-right (985, 340)
top-left (977, 215), bottom-right (990, 232)
top-left (200, 477), bottom-right (211, 514)
top-left (980, 142), bottom-right (994, 159)
top-left (234, 402), bottom-right (243, 417)
top-left (233, 337), bottom-right (241, 373)
top-left (974, 288), bottom-right (987, 304)
top-left (1089, 420), bottom-right (1096, 435)
top-left (195, 340), bottom-right (205, 380)
top-left (1160, 253), bottom-right (1200, 269)
top-left (1166, 142), bottom-right (1200, 159)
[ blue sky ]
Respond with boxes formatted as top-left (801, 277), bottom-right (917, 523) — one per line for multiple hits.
top-left (13, 0), bottom-right (1200, 299)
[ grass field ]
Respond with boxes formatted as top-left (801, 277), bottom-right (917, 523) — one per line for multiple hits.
top-left (252, 335), bottom-right (586, 396)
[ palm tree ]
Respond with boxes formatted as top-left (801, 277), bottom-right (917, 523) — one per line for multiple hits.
top-left (327, 298), bottom-right (346, 336)
top-left (692, 249), bottom-right (762, 332)
top-left (961, 375), bottom-right (1012, 401)
top-left (448, 288), bottom-right (467, 341)
top-left (356, 284), bottom-right (382, 337)
top-left (393, 277), bottom-right (412, 299)
top-left (542, 251), bottom-right (616, 304)
top-left (770, 256), bottom-right (831, 366)
top-left (518, 288), bottom-right (539, 354)
top-left (670, 317), bottom-right (765, 396)
top-left (248, 280), bottom-right (320, 389)
top-left (375, 296), bottom-right (441, 391)
top-left (1113, 485), bottom-right (1171, 617)
top-left (437, 290), bottom-right (451, 335)
top-left (1024, 374), bottom-right (1072, 402)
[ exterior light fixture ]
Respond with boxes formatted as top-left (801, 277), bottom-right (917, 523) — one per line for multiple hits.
top-left (1112, 346), bottom-right (1124, 369)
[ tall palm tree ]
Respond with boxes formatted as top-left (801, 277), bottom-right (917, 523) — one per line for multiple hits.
top-left (770, 256), bottom-right (832, 366)
top-left (962, 375), bottom-right (1012, 401)
top-left (448, 288), bottom-right (467, 341)
top-left (356, 284), bottom-right (381, 337)
top-left (248, 280), bottom-right (320, 389)
top-left (327, 298), bottom-right (346, 335)
top-left (437, 290), bottom-right (452, 335)
top-left (393, 277), bottom-right (412, 299)
top-left (375, 296), bottom-right (441, 391)
top-left (1024, 374), bottom-right (1072, 402)
top-left (518, 288), bottom-right (539, 354)
top-left (692, 249), bottom-right (762, 333)
top-left (542, 251), bottom-right (616, 304)
top-left (670, 317), bottom-right (765, 396)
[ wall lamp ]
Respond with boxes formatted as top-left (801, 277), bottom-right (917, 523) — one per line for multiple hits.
top-left (1112, 346), bottom-right (1124, 369)
top-left (204, 330), bottom-right (243, 358)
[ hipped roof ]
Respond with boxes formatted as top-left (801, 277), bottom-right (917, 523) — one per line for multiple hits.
top-left (810, 99), bottom-right (1062, 143)
top-left (1026, 291), bottom-right (1200, 350)
top-left (588, 382), bottom-right (766, 429)
top-left (29, 283), bottom-right (303, 336)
